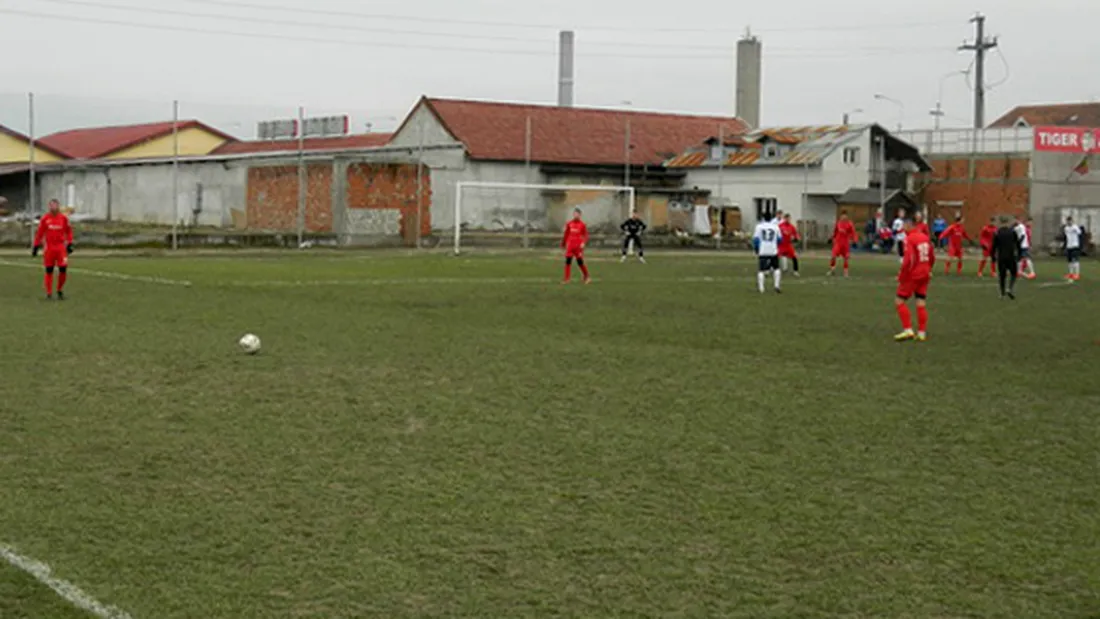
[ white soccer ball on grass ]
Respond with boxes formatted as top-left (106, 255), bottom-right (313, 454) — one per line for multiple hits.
top-left (238, 333), bottom-right (261, 355)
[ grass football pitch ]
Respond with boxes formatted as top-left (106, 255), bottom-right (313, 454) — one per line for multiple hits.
top-left (1, 250), bottom-right (1098, 618)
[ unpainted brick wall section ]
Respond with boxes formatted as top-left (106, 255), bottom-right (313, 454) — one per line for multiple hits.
top-left (346, 163), bottom-right (431, 238)
top-left (919, 156), bottom-right (1030, 235)
top-left (246, 165), bottom-right (333, 232)
top-left (246, 163), bottom-right (429, 237)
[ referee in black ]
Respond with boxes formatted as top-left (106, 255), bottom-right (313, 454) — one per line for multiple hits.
top-left (990, 216), bottom-right (1021, 300)
top-left (620, 210), bottom-right (647, 263)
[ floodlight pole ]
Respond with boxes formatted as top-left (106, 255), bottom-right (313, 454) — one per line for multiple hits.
top-left (296, 105), bottom-right (306, 248)
top-left (27, 92), bottom-right (36, 247)
top-left (171, 100), bottom-right (180, 251)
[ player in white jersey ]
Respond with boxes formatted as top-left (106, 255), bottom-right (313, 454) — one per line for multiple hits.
top-left (1014, 216), bottom-right (1036, 279)
top-left (753, 218), bottom-right (783, 294)
top-left (892, 209), bottom-right (907, 262)
top-left (1063, 216), bottom-right (1084, 281)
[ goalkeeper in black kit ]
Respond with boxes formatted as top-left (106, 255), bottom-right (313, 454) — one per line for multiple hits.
top-left (620, 210), bottom-right (647, 263)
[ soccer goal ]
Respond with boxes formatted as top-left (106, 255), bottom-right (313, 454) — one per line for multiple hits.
top-left (453, 181), bottom-right (635, 255)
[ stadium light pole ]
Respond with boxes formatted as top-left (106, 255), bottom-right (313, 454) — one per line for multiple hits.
top-left (874, 93), bottom-right (904, 133)
top-left (171, 100), bottom-right (180, 251)
top-left (524, 115), bottom-right (532, 249)
top-left (27, 92), bottom-right (36, 246)
top-left (296, 105), bottom-right (306, 248)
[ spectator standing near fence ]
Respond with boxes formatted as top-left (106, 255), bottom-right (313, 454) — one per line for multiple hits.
top-left (932, 215), bottom-right (948, 248)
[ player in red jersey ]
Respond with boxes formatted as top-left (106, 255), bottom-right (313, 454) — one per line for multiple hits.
top-left (827, 211), bottom-right (858, 277)
top-left (33, 199), bottom-right (74, 300)
top-left (894, 220), bottom-right (935, 342)
top-left (777, 213), bottom-right (801, 277)
top-left (938, 215), bottom-right (971, 275)
top-left (976, 217), bottom-right (997, 277)
top-left (912, 212), bottom-right (931, 238)
top-left (560, 207), bottom-right (590, 284)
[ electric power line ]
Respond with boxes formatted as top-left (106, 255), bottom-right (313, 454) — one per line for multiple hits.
top-left (0, 8), bottom-right (956, 60)
top-left (27, 0), bottom-right (952, 55)
top-left (181, 0), bottom-right (959, 35)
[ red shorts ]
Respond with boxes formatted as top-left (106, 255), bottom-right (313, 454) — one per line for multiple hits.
top-left (564, 246), bottom-right (584, 259)
top-left (981, 246), bottom-right (992, 259)
top-left (831, 245), bottom-right (850, 258)
top-left (778, 246), bottom-right (798, 259)
top-left (896, 277), bottom-right (930, 300)
top-left (947, 245), bottom-right (964, 259)
top-left (43, 247), bottom-right (68, 268)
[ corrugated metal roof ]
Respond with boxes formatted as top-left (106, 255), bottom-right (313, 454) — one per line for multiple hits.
top-left (726, 151), bottom-right (761, 166)
top-left (666, 152), bottom-right (707, 168)
top-left (665, 124), bottom-right (866, 168)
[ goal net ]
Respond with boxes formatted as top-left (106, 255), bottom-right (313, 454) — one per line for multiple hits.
top-left (451, 181), bottom-right (635, 254)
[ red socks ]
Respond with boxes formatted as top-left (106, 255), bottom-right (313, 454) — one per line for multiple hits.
top-left (44, 273), bottom-right (53, 295)
top-left (829, 257), bottom-right (837, 268)
top-left (897, 304), bottom-right (912, 330)
top-left (579, 263), bottom-right (590, 279)
top-left (956, 261), bottom-right (962, 275)
top-left (58, 271), bottom-right (67, 292)
top-left (563, 264), bottom-right (572, 281)
top-left (917, 306), bottom-right (928, 332)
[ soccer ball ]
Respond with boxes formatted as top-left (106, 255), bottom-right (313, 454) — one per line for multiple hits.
top-left (238, 333), bottom-right (261, 355)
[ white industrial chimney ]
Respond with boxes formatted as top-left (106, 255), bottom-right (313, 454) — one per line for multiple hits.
top-left (735, 28), bottom-right (762, 128)
top-left (558, 30), bottom-right (575, 107)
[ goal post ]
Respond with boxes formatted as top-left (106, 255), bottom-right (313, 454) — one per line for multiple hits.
top-left (453, 181), bottom-right (635, 255)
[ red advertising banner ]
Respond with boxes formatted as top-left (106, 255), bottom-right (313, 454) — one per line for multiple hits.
top-left (1033, 126), bottom-right (1100, 153)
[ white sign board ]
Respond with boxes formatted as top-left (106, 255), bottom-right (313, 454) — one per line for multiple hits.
top-left (257, 119), bottom-right (297, 140)
top-left (256, 115), bottom-right (350, 140)
top-left (302, 116), bottom-right (349, 138)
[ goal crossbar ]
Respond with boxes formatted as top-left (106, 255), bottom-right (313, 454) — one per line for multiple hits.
top-left (454, 181), bottom-right (635, 254)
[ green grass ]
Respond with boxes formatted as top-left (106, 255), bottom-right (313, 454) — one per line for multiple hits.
top-left (1, 250), bottom-right (1098, 618)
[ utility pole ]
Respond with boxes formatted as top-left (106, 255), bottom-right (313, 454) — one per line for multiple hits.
top-left (958, 12), bottom-right (998, 129)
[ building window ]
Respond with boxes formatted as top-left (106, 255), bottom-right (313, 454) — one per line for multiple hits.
top-left (764, 143), bottom-right (779, 159)
top-left (754, 197), bottom-right (778, 222)
top-left (843, 146), bottom-right (861, 165)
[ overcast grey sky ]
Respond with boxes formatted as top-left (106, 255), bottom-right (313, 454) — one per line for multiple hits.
top-left (0, 0), bottom-right (1096, 136)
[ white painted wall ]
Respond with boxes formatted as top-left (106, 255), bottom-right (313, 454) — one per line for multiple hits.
top-left (821, 131), bottom-right (872, 192)
top-left (388, 103), bottom-right (462, 150)
top-left (38, 162), bottom-right (247, 227)
top-left (684, 165), bottom-right (826, 231)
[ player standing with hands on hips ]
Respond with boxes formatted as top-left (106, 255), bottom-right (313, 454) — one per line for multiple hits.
top-left (561, 207), bottom-right (591, 284)
top-left (33, 198), bottom-right (74, 300)
top-left (752, 216), bottom-right (783, 294)
top-left (620, 210), bottom-right (647, 263)
top-left (1063, 215), bottom-right (1084, 282)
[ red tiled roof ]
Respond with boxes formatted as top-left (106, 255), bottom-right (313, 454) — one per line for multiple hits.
top-left (38, 120), bottom-right (235, 159)
top-left (988, 102), bottom-right (1100, 128)
top-left (408, 97), bottom-right (746, 166)
top-left (213, 133), bottom-right (392, 155)
top-left (0, 124), bottom-right (71, 159)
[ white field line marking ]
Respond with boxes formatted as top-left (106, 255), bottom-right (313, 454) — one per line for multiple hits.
top-left (0, 259), bottom-right (192, 287)
top-left (222, 275), bottom-right (1004, 289)
top-left (1038, 280), bottom-right (1076, 288)
top-left (0, 544), bottom-right (134, 619)
top-left (227, 276), bottom-right (553, 287)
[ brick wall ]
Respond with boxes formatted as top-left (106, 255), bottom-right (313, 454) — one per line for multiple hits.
top-left (346, 163), bottom-right (431, 239)
top-left (245, 162), bottom-right (428, 238)
top-left (246, 164), bottom-right (333, 232)
top-left (919, 155), bottom-right (1030, 235)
